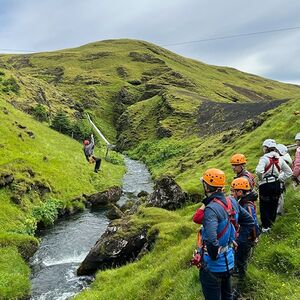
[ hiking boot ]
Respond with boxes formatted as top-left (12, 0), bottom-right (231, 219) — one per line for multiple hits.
top-left (261, 227), bottom-right (271, 234)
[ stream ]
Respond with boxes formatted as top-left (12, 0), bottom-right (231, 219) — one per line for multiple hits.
top-left (30, 156), bottom-right (153, 300)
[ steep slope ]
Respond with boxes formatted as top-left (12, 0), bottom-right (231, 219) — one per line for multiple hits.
top-left (0, 97), bottom-right (124, 299)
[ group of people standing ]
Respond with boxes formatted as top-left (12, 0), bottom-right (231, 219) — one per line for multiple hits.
top-left (192, 133), bottom-right (300, 300)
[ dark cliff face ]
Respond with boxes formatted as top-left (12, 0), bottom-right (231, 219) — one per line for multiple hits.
top-left (196, 99), bottom-right (287, 137)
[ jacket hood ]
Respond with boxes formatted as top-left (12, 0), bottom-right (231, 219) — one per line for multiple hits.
top-left (264, 151), bottom-right (280, 159)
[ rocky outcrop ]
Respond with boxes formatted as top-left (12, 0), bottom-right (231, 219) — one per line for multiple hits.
top-left (147, 176), bottom-right (188, 210)
top-left (157, 126), bottom-right (172, 138)
top-left (77, 218), bottom-right (157, 275)
top-left (83, 186), bottom-right (122, 207)
top-left (0, 172), bottom-right (14, 188)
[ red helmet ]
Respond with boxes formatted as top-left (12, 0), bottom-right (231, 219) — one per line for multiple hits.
top-left (83, 140), bottom-right (90, 145)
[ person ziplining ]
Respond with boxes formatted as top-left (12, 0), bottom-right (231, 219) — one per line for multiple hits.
top-left (83, 113), bottom-right (115, 173)
top-left (83, 134), bottom-right (101, 173)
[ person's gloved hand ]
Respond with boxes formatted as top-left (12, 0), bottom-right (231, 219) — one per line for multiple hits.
top-left (202, 197), bottom-right (210, 206)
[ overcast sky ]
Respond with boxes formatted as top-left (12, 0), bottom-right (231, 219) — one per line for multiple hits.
top-left (1, 0), bottom-right (300, 84)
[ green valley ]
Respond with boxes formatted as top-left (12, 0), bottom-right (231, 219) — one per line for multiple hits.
top-left (0, 39), bottom-right (300, 299)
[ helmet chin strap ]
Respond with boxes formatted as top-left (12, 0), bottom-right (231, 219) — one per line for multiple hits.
top-left (202, 182), bottom-right (210, 197)
top-left (203, 182), bottom-right (223, 197)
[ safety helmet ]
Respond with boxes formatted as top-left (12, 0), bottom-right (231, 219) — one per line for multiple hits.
top-left (262, 139), bottom-right (276, 148)
top-left (230, 154), bottom-right (247, 165)
top-left (295, 133), bottom-right (300, 141)
top-left (201, 168), bottom-right (226, 187)
top-left (83, 140), bottom-right (90, 145)
top-left (276, 144), bottom-right (288, 156)
top-left (231, 177), bottom-right (251, 191)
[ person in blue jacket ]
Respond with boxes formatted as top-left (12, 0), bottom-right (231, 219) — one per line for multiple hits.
top-left (199, 168), bottom-right (254, 300)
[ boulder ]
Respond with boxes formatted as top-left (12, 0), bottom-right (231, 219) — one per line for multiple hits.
top-left (77, 218), bottom-right (157, 275)
top-left (106, 204), bottom-right (124, 220)
top-left (83, 186), bottom-right (122, 207)
top-left (157, 126), bottom-right (172, 138)
top-left (137, 190), bottom-right (149, 198)
top-left (0, 172), bottom-right (14, 188)
top-left (147, 176), bottom-right (188, 210)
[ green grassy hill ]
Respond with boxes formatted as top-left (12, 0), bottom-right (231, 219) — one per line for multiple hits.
top-left (0, 97), bottom-right (125, 299)
top-left (0, 39), bottom-right (300, 299)
top-left (0, 39), bottom-right (299, 147)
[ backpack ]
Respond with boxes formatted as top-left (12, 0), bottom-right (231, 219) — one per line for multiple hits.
top-left (264, 156), bottom-right (281, 179)
top-left (191, 197), bottom-right (238, 269)
top-left (241, 171), bottom-right (256, 189)
top-left (212, 197), bottom-right (239, 239)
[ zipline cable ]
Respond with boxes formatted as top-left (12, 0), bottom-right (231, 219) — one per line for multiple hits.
top-left (1, 25), bottom-right (300, 53)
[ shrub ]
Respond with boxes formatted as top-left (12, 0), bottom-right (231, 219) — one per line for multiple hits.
top-left (32, 103), bottom-right (48, 122)
top-left (50, 109), bottom-right (71, 134)
top-left (2, 76), bottom-right (20, 94)
top-left (71, 119), bottom-right (92, 141)
top-left (32, 199), bottom-right (63, 227)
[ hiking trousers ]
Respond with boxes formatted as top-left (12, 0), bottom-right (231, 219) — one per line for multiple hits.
top-left (93, 156), bottom-right (101, 172)
top-left (200, 268), bottom-right (232, 300)
top-left (259, 194), bottom-right (279, 229)
top-left (235, 240), bottom-right (253, 277)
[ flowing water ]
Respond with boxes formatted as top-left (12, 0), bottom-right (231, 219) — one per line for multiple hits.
top-left (30, 157), bottom-right (153, 300)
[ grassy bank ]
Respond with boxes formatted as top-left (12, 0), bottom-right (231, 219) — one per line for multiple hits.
top-left (0, 99), bottom-right (125, 299)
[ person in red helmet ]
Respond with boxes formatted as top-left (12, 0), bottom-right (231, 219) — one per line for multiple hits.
top-left (83, 134), bottom-right (101, 173)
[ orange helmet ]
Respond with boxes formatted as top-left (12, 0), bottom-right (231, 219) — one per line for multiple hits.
top-left (230, 154), bottom-right (247, 165)
top-left (202, 168), bottom-right (226, 187)
top-left (231, 177), bottom-right (251, 191)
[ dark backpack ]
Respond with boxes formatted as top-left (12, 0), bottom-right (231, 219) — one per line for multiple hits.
top-left (241, 171), bottom-right (256, 189)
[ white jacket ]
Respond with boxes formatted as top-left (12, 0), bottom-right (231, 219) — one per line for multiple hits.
top-left (282, 153), bottom-right (293, 166)
top-left (256, 151), bottom-right (292, 185)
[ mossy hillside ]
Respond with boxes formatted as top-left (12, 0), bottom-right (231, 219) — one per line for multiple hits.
top-left (0, 39), bottom-right (300, 299)
top-left (0, 99), bottom-right (125, 204)
top-left (0, 98), bottom-right (125, 299)
top-left (1, 39), bottom-right (300, 147)
top-left (128, 97), bottom-right (300, 194)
